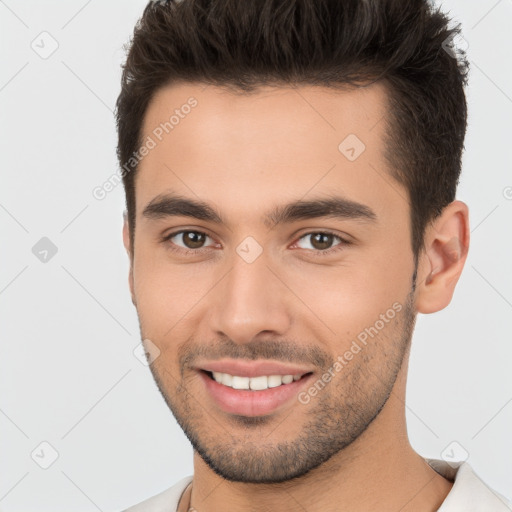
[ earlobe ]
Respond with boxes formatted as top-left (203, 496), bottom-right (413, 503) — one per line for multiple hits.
top-left (415, 200), bottom-right (470, 314)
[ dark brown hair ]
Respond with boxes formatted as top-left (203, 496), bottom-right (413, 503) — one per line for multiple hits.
top-left (115, 0), bottom-right (469, 264)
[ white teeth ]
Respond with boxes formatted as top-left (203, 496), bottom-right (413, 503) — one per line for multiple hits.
top-left (221, 372), bottom-right (233, 386)
top-left (209, 371), bottom-right (305, 390)
top-left (249, 375), bottom-right (268, 390)
top-left (267, 375), bottom-right (283, 388)
top-left (232, 376), bottom-right (250, 390)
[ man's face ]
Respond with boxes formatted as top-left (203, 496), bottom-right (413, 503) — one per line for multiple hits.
top-left (124, 82), bottom-right (418, 483)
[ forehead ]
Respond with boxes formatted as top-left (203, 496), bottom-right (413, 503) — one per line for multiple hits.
top-left (141, 82), bottom-right (388, 154)
top-left (136, 81), bottom-right (406, 226)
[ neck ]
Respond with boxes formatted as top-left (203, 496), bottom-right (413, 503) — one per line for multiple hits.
top-left (184, 349), bottom-right (453, 512)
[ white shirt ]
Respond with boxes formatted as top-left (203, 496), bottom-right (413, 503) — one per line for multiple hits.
top-left (123, 458), bottom-right (512, 511)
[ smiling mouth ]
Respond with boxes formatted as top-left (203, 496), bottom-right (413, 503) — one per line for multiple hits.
top-left (201, 369), bottom-right (313, 391)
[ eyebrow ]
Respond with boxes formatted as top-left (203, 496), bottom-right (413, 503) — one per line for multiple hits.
top-left (142, 192), bottom-right (377, 229)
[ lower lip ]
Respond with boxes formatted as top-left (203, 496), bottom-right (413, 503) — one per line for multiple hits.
top-left (199, 371), bottom-right (314, 417)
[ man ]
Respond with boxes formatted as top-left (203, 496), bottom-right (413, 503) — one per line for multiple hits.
top-left (116, 0), bottom-right (511, 510)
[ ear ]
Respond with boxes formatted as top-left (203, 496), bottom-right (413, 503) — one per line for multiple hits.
top-left (415, 200), bottom-right (470, 314)
top-left (122, 211), bottom-right (136, 307)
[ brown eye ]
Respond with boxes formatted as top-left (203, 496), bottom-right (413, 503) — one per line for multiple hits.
top-left (297, 232), bottom-right (340, 251)
top-left (164, 230), bottom-right (214, 251)
top-left (312, 233), bottom-right (334, 250)
top-left (181, 231), bottom-right (207, 249)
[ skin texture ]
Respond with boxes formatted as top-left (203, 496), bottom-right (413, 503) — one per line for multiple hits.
top-left (123, 82), bottom-right (470, 512)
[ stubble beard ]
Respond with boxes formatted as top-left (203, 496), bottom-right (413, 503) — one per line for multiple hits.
top-left (143, 279), bottom-right (417, 483)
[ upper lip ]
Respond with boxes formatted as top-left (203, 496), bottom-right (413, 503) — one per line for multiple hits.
top-left (196, 359), bottom-right (314, 378)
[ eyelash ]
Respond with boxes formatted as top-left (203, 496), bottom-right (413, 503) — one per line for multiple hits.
top-left (160, 229), bottom-right (351, 258)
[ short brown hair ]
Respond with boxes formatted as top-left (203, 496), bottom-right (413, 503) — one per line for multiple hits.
top-left (115, 0), bottom-right (469, 264)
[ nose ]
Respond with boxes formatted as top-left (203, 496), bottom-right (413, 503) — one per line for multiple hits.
top-left (207, 251), bottom-right (292, 345)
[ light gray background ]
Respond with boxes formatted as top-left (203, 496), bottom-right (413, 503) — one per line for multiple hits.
top-left (1, 0), bottom-right (511, 510)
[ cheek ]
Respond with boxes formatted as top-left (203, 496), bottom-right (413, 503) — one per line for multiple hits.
top-left (132, 249), bottom-right (214, 333)
top-left (132, 247), bottom-right (170, 328)
top-left (286, 252), bottom-right (412, 337)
